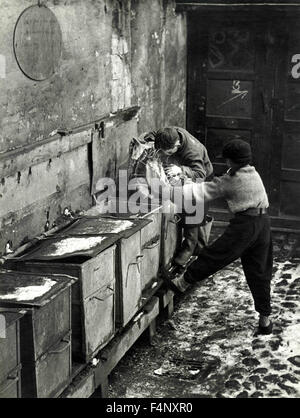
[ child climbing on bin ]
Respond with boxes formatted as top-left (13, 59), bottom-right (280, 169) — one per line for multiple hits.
top-left (167, 139), bottom-right (273, 335)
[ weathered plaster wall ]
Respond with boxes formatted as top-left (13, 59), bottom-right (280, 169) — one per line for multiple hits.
top-left (131, 0), bottom-right (186, 132)
top-left (0, 0), bottom-right (187, 254)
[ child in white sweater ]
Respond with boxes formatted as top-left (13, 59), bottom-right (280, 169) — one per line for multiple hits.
top-left (169, 139), bottom-right (273, 335)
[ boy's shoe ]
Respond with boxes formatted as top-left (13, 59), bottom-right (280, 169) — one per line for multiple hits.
top-left (165, 272), bottom-right (191, 294)
top-left (256, 320), bottom-right (273, 335)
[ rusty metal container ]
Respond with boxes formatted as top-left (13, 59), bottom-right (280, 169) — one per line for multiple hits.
top-left (89, 202), bottom-right (163, 292)
top-left (139, 209), bottom-right (162, 291)
top-left (54, 216), bottom-right (152, 327)
top-left (6, 235), bottom-right (118, 363)
top-left (62, 216), bottom-right (152, 326)
top-left (0, 270), bottom-right (75, 398)
top-left (0, 308), bottom-right (25, 398)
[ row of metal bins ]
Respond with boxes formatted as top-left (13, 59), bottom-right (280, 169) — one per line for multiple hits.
top-left (0, 209), bottom-right (180, 397)
top-left (0, 272), bottom-right (75, 398)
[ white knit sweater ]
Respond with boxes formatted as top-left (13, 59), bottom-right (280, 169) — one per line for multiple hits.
top-left (185, 165), bottom-right (269, 214)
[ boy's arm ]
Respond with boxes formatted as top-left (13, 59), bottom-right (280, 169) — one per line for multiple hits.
top-left (183, 176), bottom-right (226, 203)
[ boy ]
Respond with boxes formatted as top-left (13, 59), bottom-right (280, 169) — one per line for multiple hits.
top-left (169, 139), bottom-right (273, 335)
top-left (153, 127), bottom-right (213, 269)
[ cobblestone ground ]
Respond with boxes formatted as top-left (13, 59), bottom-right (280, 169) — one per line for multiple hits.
top-left (108, 232), bottom-right (300, 398)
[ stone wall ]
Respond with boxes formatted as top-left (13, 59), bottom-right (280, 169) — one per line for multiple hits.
top-left (0, 0), bottom-right (187, 254)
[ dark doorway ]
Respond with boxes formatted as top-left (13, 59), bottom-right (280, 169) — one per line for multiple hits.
top-left (187, 9), bottom-right (300, 229)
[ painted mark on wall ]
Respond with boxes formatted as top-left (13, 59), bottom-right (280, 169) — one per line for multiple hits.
top-left (0, 54), bottom-right (6, 79)
top-left (0, 314), bottom-right (5, 338)
top-left (291, 54), bottom-right (300, 79)
top-left (208, 29), bottom-right (252, 70)
top-left (217, 80), bottom-right (248, 109)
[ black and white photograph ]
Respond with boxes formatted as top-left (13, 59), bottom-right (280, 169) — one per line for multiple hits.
top-left (0, 0), bottom-right (299, 403)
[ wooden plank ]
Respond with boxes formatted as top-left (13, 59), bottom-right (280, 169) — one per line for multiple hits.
top-left (0, 106), bottom-right (139, 179)
top-left (0, 183), bottom-right (92, 256)
top-left (0, 145), bottom-right (90, 217)
top-left (0, 131), bottom-right (92, 179)
top-left (61, 367), bottom-right (95, 399)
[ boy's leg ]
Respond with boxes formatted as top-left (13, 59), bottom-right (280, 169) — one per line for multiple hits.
top-left (240, 216), bottom-right (273, 317)
top-left (185, 216), bottom-right (257, 284)
top-left (173, 223), bottom-right (199, 267)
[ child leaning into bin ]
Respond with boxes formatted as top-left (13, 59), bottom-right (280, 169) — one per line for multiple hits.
top-left (167, 139), bottom-right (273, 335)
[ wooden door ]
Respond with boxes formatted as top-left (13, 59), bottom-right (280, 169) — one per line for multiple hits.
top-left (187, 10), bottom-right (300, 229)
top-left (269, 18), bottom-right (300, 227)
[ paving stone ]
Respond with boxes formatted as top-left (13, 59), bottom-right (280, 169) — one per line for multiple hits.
top-left (236, 391), bottom-right (249, 398)
top-left (276, 280), bottom-right (288, 287)
top-left (250, 391), bottom-right (264, 398)
top-left (294, 370), bottom-right (300, 376)
top-left (281, 373), bottom-right (299, 384)
top-left (240, 349), bottom-right (252, 356)
top-left (268, 389), bottom-right (283, 397)
top-left (242, 382), bottom-right (252, 391)
top-left (260, 350), bottom-right (272, 358)
top-left (255, 381), bottom-right (268, 391)
top-left (269, 340), bottom-right (281, 351)
top-left (249, 375), bottom-right (260, 383)
top-left (281, 274), bottom-right (292, 279)
top-left (229, 367), bottom-right (248, 375)
top-left (225, 380), bottom-right (241, 391)
top-left (277, 382), bottom-right (298, 395)
top-left (230, 374), bottom-right (244, 381)
top-left (242, 357), bottom-right (261, 367)
top-left (288, 356), bottom-right (300, 368)
top-left (270, 361), bottom-right (288, 371)
top-left (253, 344), bottom-right (266, 350)
top-left (282, 302), bottom-right (298, 309)
top-left (287, 289), bottom-right (298, 296)
top-left (263, 374), bottom-right (280, 384)
top-left (253, 368), bottom-right (268, 374)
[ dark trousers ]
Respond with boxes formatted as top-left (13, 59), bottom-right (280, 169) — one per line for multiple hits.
top-left (174, 199), bottom-right (211, 266)
top-left (185, 214), bottom-right (273, 316)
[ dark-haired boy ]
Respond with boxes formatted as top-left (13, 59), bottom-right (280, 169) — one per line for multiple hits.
top-left (152, 126), bottom-right (213, 269)
top-left (169, 139), bottom-right (273, 335)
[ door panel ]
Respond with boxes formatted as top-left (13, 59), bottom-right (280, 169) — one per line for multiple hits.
top-left (269, 19), bottom-right (300, 221)
top-left (187, 11), bottom-right (300, 227)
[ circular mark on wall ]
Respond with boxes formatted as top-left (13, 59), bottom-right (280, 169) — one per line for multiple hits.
top-left (13, 5), bottom-right (62, 81)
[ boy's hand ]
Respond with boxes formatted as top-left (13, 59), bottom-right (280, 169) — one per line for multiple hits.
top-left (165, 164), bottom-right (182, 178)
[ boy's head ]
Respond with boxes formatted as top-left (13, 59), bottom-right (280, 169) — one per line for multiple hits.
top-left (222, 139), bottom-right (252, 167)
top-left (155, 127), bottom-right (181, 156)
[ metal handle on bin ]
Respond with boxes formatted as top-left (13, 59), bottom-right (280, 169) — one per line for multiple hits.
top-left (89, 286), bottom-right (114, 302)
top-left (143, 238), bottom-right (160, 250)
top-left (0, 375), bottom-right (19, 395)
top-left (125, 254), bottom-right (144, 286)
top-left (170, 214), bottom-right (181, 224)
top-left (48, 338), bottom-right (71, 355)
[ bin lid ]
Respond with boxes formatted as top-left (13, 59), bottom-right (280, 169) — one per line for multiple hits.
top-left (0, 307), bottom-right (26, 329)
top-left (85, 200), bottom-right (162, 219)
top-left (0, 269), bottom-right (77, 307)
top-left (57, 216), bottom-right (152, 239)
top-left (13, 233), bottom-right (119, 262)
